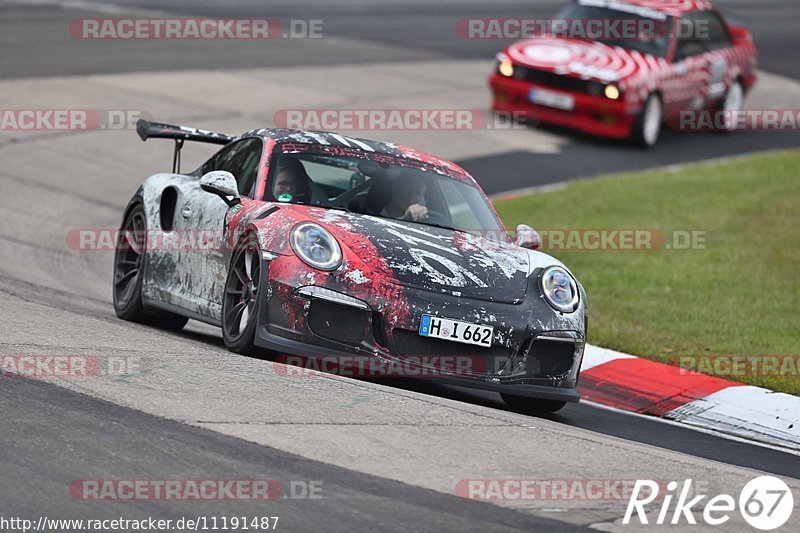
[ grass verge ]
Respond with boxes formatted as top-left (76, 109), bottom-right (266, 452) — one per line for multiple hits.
top-left (494, 150), bottom-right (800, 395)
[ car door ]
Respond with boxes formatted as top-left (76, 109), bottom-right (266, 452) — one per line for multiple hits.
top-left (175, 137), bottom-right (264, 320)
top-left (698, 10), bottom-right (736, 105)
top-left (663, 11), bottom-right (712, 116)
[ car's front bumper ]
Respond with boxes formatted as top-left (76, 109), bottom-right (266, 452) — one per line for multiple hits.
top-left (489, 74), bottom-right (638, 139)
top-left (255, 256), bottom-right (586, 402)
top-left (253, 326), bottom-right (582, 402)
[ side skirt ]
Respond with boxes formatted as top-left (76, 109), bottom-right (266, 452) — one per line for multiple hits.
top-left (142, 297), bottom-right (222, 328)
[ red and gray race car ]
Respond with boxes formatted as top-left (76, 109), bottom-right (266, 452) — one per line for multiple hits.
top-left (113, 120), bottom-right (587, 412)
top-left (489, 0), bottom-right (758, 146)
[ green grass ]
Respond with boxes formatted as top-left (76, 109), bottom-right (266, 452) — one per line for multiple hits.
top-left (494, 150), bottom-right (800, 395)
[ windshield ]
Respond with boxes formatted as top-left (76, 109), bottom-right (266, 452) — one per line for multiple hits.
top-left (556, 1), bottom-right (672, 57)
top-left (267, 150), bottom-right (504, 234)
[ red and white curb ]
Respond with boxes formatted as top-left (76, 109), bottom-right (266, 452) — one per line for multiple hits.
top-left (578, 345), bottom-right (800, 451)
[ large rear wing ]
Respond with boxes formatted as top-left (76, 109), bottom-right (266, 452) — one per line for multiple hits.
top-left (136, 119), bottom-right (235, 173)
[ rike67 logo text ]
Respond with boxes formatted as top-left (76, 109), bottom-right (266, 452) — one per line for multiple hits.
top-left (624, 476), bottom-right (794, 530)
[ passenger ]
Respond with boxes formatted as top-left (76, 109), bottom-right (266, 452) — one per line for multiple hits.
top-left (381, 175), bottom-right (428, 221)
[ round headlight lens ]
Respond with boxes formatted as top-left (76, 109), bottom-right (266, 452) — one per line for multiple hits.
top-left (498, 58), bottom-right (514, 77)
top-left (540, 266), bottom-right (579, 313)
top-left (290, 222), bottom-right (342, 271)
top-left (604, 84), bottom-right (621, 100)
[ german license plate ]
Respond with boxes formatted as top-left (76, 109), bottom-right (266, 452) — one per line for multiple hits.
top-left (529, 88), bottom-right (575, 111)
top-left (418, 315), bottom-right (493, 348)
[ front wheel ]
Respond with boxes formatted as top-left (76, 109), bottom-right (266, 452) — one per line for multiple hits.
top-left (630, 94), bottom-right (662, 148)
top-left (501, 394), bottom-right (567, 414)
top-left (222, 233), bottom-right (263, 355)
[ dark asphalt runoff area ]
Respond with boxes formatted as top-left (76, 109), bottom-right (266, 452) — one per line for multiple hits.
top-left (383, 379), bottom-right (800, 480)
top-left (0, 375), bottom-right (583, 532)
top-left (2, 1), bottom-right (797, 79)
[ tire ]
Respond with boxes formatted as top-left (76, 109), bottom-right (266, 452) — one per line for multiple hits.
top-left (501, 393), bottom-right (567, 414)
top-left (718, 80), bottom-right (744, 132)
top-left (221, 233), bottom-right (263, 355)
top-left (630, 93), bottom-right (662, 148)
top-left (113, 203), bottom-right (188, 331)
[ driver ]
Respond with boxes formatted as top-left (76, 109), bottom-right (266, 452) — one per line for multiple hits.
top-left (382, 175), bottom-right (428, 221)
top-left (272, 157), bottom-right (310, 202)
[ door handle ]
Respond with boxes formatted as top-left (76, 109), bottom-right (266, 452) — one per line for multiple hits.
top-left (181, 205), bottom-right (192, 218)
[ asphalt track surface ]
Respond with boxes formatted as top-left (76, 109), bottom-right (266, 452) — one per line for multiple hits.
top-left (0, 376), bottom-right (580, 532)
top-left (2, 0), bottom-right (798, 79)
top-left (1, 0), bottom-right (800, 531)
top-left (2, 0), bottom-right (800, 193)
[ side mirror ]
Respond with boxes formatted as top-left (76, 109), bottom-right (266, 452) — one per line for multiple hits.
top-left (515, 224), bottom-right (541, 250)
top-left (200, 171), bottom-right (241, 207)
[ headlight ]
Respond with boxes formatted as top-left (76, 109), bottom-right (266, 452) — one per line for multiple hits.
top-left (498, 58), bottom-right (514, 77)
top-left (540, 266), bottom-right (579, 313)
top-left (290, 222), bottom-right (342, 271)
top-left (604, 84), bottom-right (621, 100)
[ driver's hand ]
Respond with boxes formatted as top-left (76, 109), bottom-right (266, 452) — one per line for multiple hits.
top-left (403, 204), bottom-right (428, 221)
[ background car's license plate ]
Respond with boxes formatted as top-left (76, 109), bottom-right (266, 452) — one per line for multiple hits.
top-left (529, 88), bottom-right (575, 111)
top-left (418, 315), bottom-right (493, 348)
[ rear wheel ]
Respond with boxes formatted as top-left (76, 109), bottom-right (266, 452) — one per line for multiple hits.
top-left (501, 394), bottom-right (567, 414)
top-left (113, 203), bottom-right (188, 330)
top-left (630, 93), bottom-right (662, 148)
top-left (222, 233), bottom-right (263, 355)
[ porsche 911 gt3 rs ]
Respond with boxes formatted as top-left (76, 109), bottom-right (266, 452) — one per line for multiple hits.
top-left (113, 119), bottom-right (588, 412)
